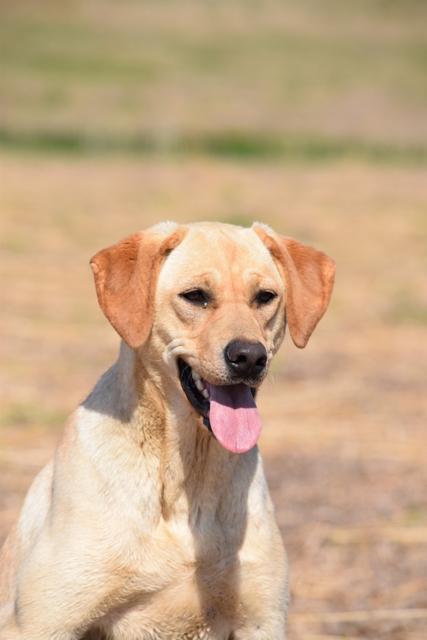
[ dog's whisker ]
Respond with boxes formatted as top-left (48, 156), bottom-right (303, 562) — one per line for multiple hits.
top-left (179, 362), bottom-right (192, 385)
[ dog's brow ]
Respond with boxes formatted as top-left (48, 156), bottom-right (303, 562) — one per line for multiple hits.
top-left (243, 270), bottom-right (278, 286)
top-left (178, 271), bottom-right (219, 286)
top-left (245, 270), bottom-right (274, 279)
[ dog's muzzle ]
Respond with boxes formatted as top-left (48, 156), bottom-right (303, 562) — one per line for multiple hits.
top-left (177, 358), bottom-right (263, 454)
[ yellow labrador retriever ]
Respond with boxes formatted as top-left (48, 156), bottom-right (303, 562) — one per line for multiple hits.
top-left (0, 222), bottom-right (335, 640)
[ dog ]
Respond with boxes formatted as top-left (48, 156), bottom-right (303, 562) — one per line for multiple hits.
top-left (0, 221), bottom-right (335, 639)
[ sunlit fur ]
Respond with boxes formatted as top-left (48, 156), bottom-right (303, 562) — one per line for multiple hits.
top-left (0, 222), bottom-right (335, 639)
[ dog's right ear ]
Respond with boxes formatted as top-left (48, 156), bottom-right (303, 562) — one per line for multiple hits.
top-left (90, 226), bottom-right (187, 349)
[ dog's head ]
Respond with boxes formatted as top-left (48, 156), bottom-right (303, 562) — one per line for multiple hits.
top-left (91, 221), bottom-right (335, 453)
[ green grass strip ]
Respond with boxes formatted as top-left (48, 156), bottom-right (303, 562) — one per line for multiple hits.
top-left (1, 129), bottom-right (426, 164)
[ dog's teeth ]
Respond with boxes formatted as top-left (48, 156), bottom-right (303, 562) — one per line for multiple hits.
top-left (195, 379), bottom-right (204, 391)
top-left (191, 370), bottom-right (201, 382)
top-left (202, 389), bottom-right (210, 399)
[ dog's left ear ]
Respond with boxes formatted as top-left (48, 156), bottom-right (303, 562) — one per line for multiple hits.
top-left (90, 226), bottom-right (187, 349)
top-left (253, 225), bottom-right (336, 348)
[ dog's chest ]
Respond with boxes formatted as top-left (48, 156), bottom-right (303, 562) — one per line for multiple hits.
top-left (101, 503), bottom-right (243, 639)
top-left (101, 557), bottom-right (238, 640)
top-left (102, 601), bottom-right (234, 640)
top-left (96, 446), bottom-right (262, 638)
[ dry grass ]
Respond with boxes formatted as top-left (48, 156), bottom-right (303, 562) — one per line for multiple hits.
top-left (1, 153), bottom-right (426, 638)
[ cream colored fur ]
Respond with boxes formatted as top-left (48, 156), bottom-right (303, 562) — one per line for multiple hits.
top-left (0, 222), bottom-right (335, 640)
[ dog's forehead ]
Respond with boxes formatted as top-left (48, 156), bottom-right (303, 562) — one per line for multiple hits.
top-left (160, 224), bottom-right (279, 285)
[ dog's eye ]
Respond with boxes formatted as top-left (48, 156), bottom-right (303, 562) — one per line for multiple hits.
top-left (256, 290), bottom-right (277, 305)
top-left (180, 289), bottom-right (208, 306)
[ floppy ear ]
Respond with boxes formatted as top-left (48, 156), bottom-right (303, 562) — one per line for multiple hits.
top-left (253, 225), bottom-right (336, 348)
top-left (90, 226), bottom-right (187, 349)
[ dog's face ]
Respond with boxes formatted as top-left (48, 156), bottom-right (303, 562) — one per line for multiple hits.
top-left (152, 223), bottom-right (287, 452)
top-left (91, 221), bottom-right (335, 453)
top-left (154, 222), bottom-right (286, 385)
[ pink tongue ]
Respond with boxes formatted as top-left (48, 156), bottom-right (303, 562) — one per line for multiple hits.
top-left (209, 383), bottom-right (262, 454)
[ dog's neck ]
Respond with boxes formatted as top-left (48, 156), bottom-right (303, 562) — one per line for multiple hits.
top-left (84, 341), bottom-right (259, 524)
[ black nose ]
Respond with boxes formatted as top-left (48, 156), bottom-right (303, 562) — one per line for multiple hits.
top-left (225, 340), bottom-right (268, 379)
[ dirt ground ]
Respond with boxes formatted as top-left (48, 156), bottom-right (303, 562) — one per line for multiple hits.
top-left (1, 155), bottom-right (427, 639)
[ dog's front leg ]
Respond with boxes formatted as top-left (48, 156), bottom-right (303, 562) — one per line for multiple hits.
top-left (0, 602), bottom-right (86, 640)
top-left (232, 619), bottom-right (287, 640)
top-left (0, 603), bottom-right (80, 640)
top-left (229, 580), bottom-right (288, 640)
top-left (0, 603), bottom-right (22, 640)
top-left (0, 545), bottom-right (105, 640)
top-left (231, 513), bottom-right (289, 640)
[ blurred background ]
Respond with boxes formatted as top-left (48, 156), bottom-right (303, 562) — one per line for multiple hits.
top-left (1, 1), bottom-right (426, 638)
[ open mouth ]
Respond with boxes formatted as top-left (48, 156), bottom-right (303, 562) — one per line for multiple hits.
top-left (178, 358), bottom-right (212, 426)
top-left (178, 358), bottom-right (261, 454)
